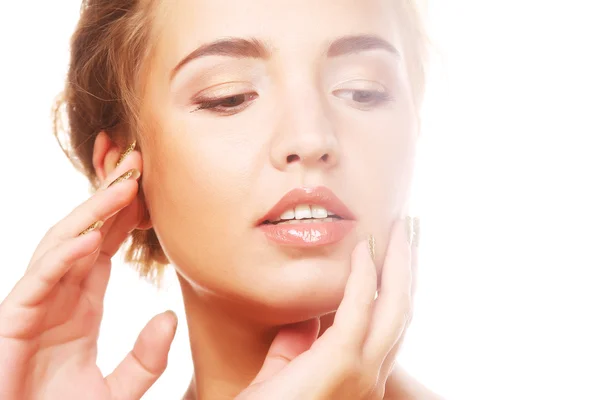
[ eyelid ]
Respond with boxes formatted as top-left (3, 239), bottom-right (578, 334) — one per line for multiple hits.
top-left (191, 81), bottom-right (256, 101)
top-left (331, 79), bottom-right (387, 93)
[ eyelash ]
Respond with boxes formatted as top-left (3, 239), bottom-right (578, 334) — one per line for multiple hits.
top-left (190, 89), bottom-right (392, 115)
top-left (334, 89), bottom-right (393, 109)
top-left (191, 93), bottom-right (258, 115)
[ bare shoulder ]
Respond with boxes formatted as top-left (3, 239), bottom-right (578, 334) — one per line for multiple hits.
top-left (384, 366), bottom-right (446, 400)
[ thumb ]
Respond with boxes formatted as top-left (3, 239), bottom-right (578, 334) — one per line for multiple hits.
top-left (250, 317), bottom-right (320, 385)
top-left (105, 310), bottom-right (178, 400)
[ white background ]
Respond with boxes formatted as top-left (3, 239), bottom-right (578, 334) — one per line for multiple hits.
top-left (1, 1), bottom-right (599, 399)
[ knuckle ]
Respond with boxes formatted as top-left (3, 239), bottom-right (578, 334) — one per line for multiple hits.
top-left (399, 299), bottom-right (413, 323)
top-left (45, 223), bottom-right (60, 240)
top-left (44, 222), bottom-right (70, 244)
top-left (39, 245), bottom-right (68, 276)
top-left (43, 242), bottom-right (63, 262)
top-left (388, 305), bottom-right (413, 335)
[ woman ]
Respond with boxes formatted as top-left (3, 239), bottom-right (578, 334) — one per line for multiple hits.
top-left (0, 0), bottom-right (441, 398)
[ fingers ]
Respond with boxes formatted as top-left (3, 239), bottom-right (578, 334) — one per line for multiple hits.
top-left (243, 220), bottom-right (419, 400)
top-left (328, 240), bottom-right (378, 351)
top-left (27, 153), bottom-right (143, 292)
top-left (66, 191), bottom-right (146, 286)
top-left (250, 318), bottom-right (320, 385)
top-left (29, 150), bottom-right (142, 266)
top-left (363, 217), bottom-right (414, 366)
top-left (373, 339), bottom-right (402, 399)
top-left (105, 311), bottom-right (178, 400)
top-left (57, 164), bottom-right (141, 240)
top-left (99, 194), bottom-right (147, 258)
top-left (0, 230), bottom-right (102, 314)
top-left (78, 196), bottom-right (146, 303)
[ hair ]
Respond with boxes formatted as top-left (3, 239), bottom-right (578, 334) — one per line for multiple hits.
top-left (53, 0), bottom-right (431, 279)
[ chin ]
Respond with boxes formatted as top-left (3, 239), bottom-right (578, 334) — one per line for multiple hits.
top-left (241, 258), bottom-right (352, 325)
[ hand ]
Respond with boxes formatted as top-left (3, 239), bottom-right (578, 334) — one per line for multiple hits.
top-left (236, 217), bottom-right (417, 400)
top-left (0, 149), bottom-right (177, 400)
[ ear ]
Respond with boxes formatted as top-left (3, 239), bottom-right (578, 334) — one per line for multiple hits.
top-left (92, 131), bottom-right (123, 182)
top-left (92, 132), bottom-right (154, 231)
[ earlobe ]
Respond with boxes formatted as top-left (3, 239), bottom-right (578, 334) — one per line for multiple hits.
top-left (92, 131), bottom-right (122, 181)
top-left (136, 189), bottom-right (154, 230)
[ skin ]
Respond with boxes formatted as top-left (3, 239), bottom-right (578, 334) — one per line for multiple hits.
top-left (131, 0), bottom-right (418, 397)
top-left (0, 0), bottom-right (444, 399)
top-left (140, 0), bottom-right (417, 324)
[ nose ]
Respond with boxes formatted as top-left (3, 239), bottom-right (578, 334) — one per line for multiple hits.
top-left (269, 91), bottom-right (339, 172)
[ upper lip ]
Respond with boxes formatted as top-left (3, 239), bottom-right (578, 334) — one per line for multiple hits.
top-left (257, 186), bottom-right (356, 225)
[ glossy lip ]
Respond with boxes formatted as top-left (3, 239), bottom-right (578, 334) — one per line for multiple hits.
top-left (257, 186), bottom-right (356, 226)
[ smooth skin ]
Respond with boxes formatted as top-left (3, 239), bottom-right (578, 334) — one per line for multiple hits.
top-left (0, 154), bottom-right (178, 400)
top-left (236, 217), bottom-right (417, 399)
top-left (0, 0), bottom-right (443, 398)
top-left (0, 150), bottom-right (431, 399)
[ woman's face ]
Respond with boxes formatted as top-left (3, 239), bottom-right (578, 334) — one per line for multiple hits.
top-left (141, 0), bottom-right (418, 322)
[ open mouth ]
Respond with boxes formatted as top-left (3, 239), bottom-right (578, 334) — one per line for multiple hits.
top-left (260, 204), bottom-right (344, 225)
top-left (258, 187), bottom-right (355, 247)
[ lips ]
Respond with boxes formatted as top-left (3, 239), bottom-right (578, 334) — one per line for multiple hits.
top-left (258, 187), bottom-right (355, 225)
top-left (257, 187), bottom-right (356, 247)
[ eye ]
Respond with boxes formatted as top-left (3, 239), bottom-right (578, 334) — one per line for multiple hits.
top-left (333, 89), bottom-right (392, 109)
top-left (191, 92), bottom-right (258, 115)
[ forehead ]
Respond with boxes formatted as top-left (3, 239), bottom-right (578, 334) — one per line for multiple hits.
top-left (154, 0), bottom-right (403, 65)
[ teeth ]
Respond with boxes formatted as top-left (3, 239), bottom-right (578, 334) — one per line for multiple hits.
top-left (280, 209), bottom-right (295, 220)
top-left (270, 204), bottom-right (338, 223)
top-left (311, 205), bottom-right (328, 219)
top-left (277, 217), bottom-right (338, 225)
top-left (294, 204), bottom-right (312, 220)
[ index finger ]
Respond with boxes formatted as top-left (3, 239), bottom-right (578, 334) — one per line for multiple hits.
top-left (362, 217), bottom-right (414, 363)
top-left (0, 229), bottom-right (102, 315)
top-left (29, 154), bottom-right (141, 266)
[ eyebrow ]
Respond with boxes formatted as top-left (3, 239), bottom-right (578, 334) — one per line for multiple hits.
top-left (170, 34), bottom-right (401, 81)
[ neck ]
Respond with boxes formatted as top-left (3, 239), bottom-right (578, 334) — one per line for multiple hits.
top-left (178, 276), bottom-right (337, 400)
top-left (177, 277), bottom-right (439, 400)
top-left (178, 279), bottom-right (277, 399)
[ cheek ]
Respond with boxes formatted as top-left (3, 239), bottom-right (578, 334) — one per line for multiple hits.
top-left (336, 111), bottom-right (415, 267)
top-left (150, 117), bottom-right (262, 215)
top-left (141, 118), bottom-right (265, 286)
top-left (337, 108), bottom-right (416, 210)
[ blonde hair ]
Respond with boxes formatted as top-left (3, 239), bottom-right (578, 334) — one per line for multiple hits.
top-left (53, 0), bottom-right (430, 279)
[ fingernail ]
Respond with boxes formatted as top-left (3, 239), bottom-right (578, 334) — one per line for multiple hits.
top-left (78, 220), bottom-right (104, 236)
top-left (107, 168), bottom-right (141, 189)
top-left (115, 141), bottom-right (137, 167)
top-left (367, 234), bottom-right (376, 262)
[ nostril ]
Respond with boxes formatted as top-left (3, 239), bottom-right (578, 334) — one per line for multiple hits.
top-left (286, 154), bottom-right (300, 163)
top-left (320, 154), bottom-right (329, 163)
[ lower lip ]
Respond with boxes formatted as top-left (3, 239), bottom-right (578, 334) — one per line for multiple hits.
top-left (259, 220), bottom-right (355, 247)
